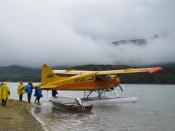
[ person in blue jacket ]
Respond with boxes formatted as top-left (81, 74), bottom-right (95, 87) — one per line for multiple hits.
top-left (34, 86), bottom-right (43, 104)
top-left (25, 82), bottom-right (33, 103)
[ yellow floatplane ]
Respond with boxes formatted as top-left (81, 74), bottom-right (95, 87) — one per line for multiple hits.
top-left (39, 64), bottom-right (162, 111)
top-left (39, 64), bottom-right (162, 98)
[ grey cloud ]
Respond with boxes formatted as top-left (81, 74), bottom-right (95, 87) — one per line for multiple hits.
top-left (0, 0), bottom-right (174, 67)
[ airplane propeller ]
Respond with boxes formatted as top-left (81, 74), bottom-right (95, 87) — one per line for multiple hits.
top-left (118, 84), bottom-right (123, 92)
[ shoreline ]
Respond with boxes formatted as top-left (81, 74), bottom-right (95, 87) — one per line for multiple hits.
top-left (0, 99), bottom-right (45, 131)
top-left (30, 107), bottom-right (49, 131)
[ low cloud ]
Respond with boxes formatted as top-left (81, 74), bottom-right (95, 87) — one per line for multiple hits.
top-left (0, 0), bottom-right (174, 67)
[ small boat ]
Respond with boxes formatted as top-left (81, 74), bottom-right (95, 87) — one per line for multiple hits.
top-left (50, 97), bottom-right (93, 113)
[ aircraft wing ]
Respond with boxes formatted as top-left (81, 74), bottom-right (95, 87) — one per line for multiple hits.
top-left (53, 67), bottom-right (162, 75)
top-left (53, 69), bottom-right (93, 74)
top-left (40, 71), bottom-right (98, 89)
top-left (97, 67), bottom-right (162, 75)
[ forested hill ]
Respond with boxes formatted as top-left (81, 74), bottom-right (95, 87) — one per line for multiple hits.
top-left (72, 64), bottom-right (175, 84)
top-left (0, 65), bottom-right (40, 82)
top-left (0, 64), bottom-right (174, 84)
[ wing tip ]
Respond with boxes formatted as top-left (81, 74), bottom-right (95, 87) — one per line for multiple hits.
top-left (147, 67), bottom-right (163, 73)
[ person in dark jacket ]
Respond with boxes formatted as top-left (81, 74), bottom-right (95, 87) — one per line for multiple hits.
top-left (25, 82), bottom-right (33, 103)
top-left (34, 86), bottom-right (43, 104)
top-left (52, 90), bottom-right (58, 97)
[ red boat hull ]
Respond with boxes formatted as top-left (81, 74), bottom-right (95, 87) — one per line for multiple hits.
top-left (51, 100), bottom-right (93, 113)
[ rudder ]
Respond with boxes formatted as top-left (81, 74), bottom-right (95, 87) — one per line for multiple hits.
top-left (41, 64), bottom-right (54, 84)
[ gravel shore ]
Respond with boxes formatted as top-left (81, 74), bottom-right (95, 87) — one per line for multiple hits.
top-left (0, 99), bottom-right (44, 131)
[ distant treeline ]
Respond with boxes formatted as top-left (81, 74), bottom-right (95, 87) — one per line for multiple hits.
top-left (0, 76), bottom-right (40, 82)
top-left (72, 64), bottom-right (175, 84)
top-left (0, 64), bottom-right (175, 84)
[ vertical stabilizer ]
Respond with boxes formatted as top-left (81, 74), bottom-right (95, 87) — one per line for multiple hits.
top-left (41, 64), bottom-right (54, 84)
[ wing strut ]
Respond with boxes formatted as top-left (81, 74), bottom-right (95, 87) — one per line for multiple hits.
top-left (83, 89), bottom-right (95, 100)
top-left (119, 84), bottom-right (124, 92)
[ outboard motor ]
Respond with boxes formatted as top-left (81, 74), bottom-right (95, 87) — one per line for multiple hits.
top-left (75, 97), bottom-right (83, 106)
top-left (75, 97), bottom-right (84, 111)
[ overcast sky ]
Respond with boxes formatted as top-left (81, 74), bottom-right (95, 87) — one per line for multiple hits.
top-left (0, 0), bottom-right (175, 67)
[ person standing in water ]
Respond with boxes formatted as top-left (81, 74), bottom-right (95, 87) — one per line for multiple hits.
top-left (17, 81), bottom-right (25, 102)
top-left (52, 90), bottom-right (58, 97)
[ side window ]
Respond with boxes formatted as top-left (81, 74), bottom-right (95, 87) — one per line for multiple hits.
top-left (89, 76), bottom-right (94, 80)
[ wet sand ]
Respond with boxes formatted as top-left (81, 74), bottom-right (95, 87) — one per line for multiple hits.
top-left (0, 99), bottom-right (44, 131)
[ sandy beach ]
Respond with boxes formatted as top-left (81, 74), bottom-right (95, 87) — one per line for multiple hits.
top-left (0, 99), bottom-right (44, 131)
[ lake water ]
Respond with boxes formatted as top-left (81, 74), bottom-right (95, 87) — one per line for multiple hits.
top-left (7, 83), bottom-right (175, 131)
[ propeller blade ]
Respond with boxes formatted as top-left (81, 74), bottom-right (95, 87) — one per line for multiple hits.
top-left (119, 84), bottom-right (123, 92)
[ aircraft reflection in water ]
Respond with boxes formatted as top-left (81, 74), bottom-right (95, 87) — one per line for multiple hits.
top-left (39, 64), bottom-right (162, 100)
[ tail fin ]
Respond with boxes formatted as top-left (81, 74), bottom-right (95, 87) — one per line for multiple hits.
top-left (41, 64), bottom-right (54, 84)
